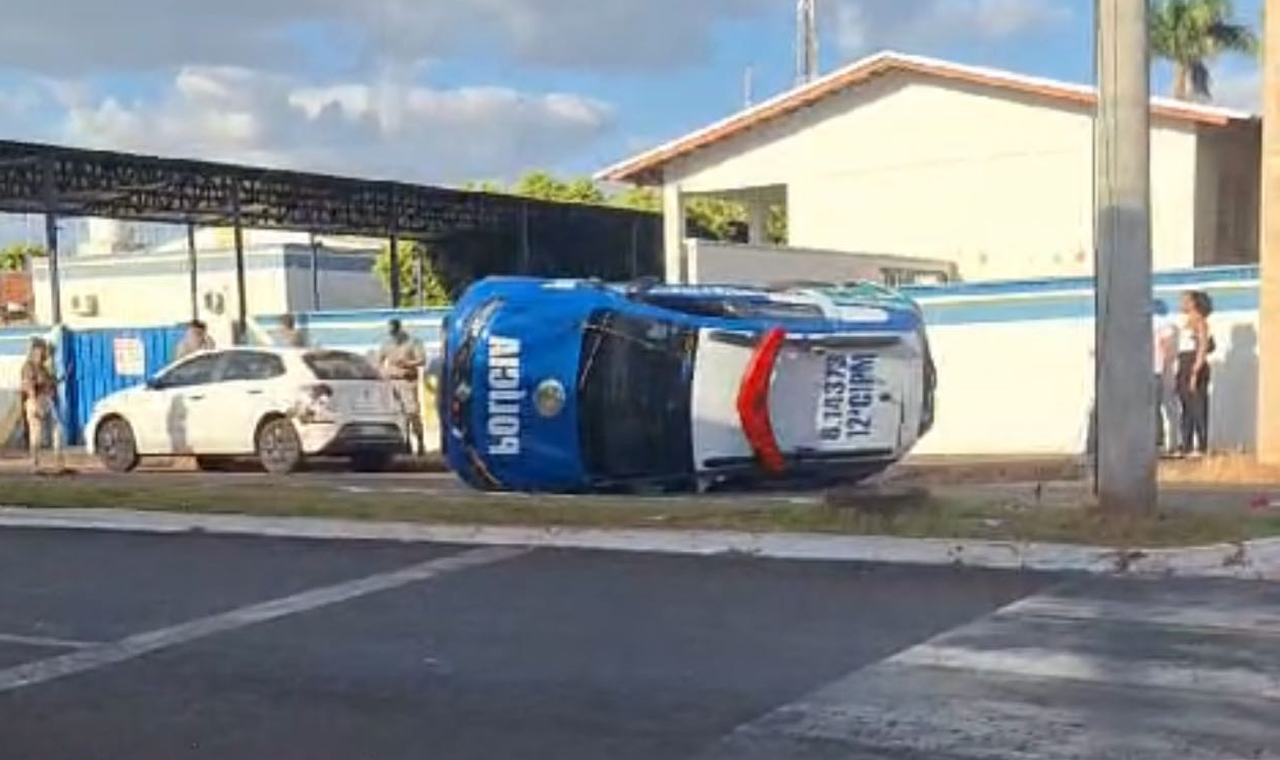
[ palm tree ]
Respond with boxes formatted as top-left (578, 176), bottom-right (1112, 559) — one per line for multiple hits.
top-left (1150, 0), bottom-right (1257, 101)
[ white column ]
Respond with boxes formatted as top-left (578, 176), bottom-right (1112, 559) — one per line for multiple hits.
top-left (746, 195), bottom-right (769, 245)
top-left (1094, 0), bottom-right (1155, 514)
top-left (662, 183), bottom-right (687, 283)
top-left (1258, 0), bottom-right (1280, 463)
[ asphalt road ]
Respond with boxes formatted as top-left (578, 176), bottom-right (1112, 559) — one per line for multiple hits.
top-left (0, 527), bottom-right (1277, 759)
top-left (0, 527), bottom-right (1048, 760)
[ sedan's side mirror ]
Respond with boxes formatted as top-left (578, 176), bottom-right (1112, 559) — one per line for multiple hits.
top-left (144, 377), bottom-right (160, 390)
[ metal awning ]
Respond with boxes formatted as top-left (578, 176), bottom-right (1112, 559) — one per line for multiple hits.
top-left (0, 139), bottom-right (656, 327)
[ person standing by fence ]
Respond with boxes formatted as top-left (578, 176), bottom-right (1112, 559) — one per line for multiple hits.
top-left (21, 337), bottom-right (64, 473)
top-left (1153, 300), bottom-right (1180, 456)
top-left (378, 319), bottom-right (426, 456)
top-left (1175, 290), bottom-right (1214, 458)
top-left (176, 320), bottom-right (215, 359)
top-left (279, 314), bottom-right (307, 348)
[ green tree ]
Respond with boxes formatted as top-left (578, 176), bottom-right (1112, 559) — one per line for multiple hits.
top-left (1151, 0), bottom-right (1256, 100)
top-left (610, 185), bottom-right (661, 213)
top-left (609, 184), bottom-right (787, 244)
top-left (508, 171), bottom-right (607, 204)
top-left (373, 240), bottom-right (453, 306)
top-left (0, 242), bottom-right (44, 272)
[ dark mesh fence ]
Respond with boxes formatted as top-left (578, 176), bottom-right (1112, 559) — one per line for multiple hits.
top-left (433, 205), bottom-right (661, 288)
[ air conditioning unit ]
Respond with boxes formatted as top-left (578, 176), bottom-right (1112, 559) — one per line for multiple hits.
top-left (203, 291), bottom-right (226, 315)
top-left (70, 294), bottom-right (99, 316)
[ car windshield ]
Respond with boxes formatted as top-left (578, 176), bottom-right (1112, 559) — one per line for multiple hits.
top-left (449, 299), bottom-right (503, 444)
top-left (304, 351), bottom-right (380, 381)
top-left (577, 309), bottom-right (697, 481)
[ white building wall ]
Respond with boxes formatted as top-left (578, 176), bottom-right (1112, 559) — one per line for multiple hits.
top-left (32, 246), bottom-right (384, 327)
top-left (665, 75), bottom-right (1204, 281)
top-left (910, 270), bottom-right (1259, 456)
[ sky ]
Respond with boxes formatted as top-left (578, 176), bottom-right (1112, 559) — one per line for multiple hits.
top-left (0, 0), bottom-right (1264, 204)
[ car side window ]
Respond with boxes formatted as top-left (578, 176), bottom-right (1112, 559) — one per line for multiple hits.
top-left (155, 354), bottom-right (222, 390)
top-left (220, 352), bottom-right (286, 382)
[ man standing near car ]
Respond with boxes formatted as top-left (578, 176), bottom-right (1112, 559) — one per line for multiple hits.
top-left (21, 337), bottom-right (65, 474)
top-left (176, 320), bottom-right (215, 359)
top-left (279, 314), bottom-right (307, 348)
top-left (379, 318), bottom-right (426, 456)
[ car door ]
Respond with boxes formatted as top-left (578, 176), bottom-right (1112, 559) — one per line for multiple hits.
top-left (201, 351), bottom-right (288, 454)
top-left (133, 353), bottom-right (225, 454)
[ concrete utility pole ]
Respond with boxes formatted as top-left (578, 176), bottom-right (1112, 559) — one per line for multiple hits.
top-left (1094, 0), bottom-right (1156, 514)
top-left (1258, 0), bottom-right (1280, 464)
top-left (796, 0), bottom-right (819, 85)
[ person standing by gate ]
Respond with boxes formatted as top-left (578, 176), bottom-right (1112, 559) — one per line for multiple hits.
top-left (21, 337), bottom-right (65, 474)
top-left (378, 319), bottom-right (426, 456)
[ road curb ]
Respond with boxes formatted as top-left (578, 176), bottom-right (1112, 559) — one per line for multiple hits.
top-left (2, 506), bottom-right (1279, 579)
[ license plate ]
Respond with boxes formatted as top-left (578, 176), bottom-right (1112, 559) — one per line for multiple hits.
top-left (817, 352), bottom-right (879, 443)
top-left (354, 424), bottom-right (389, 437)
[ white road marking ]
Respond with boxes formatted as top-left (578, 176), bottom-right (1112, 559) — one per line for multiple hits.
top-left (0, 545), bottom-right (528, 695)
top-left (697, 582), bottom-right (1280, 759)
top-left (0, 633), bottom-right (97, 650)
top-left (892, 643), bottom-right (1280, 701)
top-left (1001, 593), bottom-right (1280, 637)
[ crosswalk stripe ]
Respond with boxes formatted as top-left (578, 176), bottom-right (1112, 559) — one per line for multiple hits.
top-left (892, 643), bottom-right (1280, 702)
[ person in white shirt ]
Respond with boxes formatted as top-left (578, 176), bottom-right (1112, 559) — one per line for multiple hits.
top-left (1175, 290), bottom-right (1214, 457)
top-left (1153, 299), bottom-right (1179, 455)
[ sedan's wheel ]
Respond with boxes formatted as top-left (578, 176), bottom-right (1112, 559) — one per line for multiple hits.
top-left (256, 418), bottom-right (303, 475)
top-left (96, 417), bottom-right (139, 473)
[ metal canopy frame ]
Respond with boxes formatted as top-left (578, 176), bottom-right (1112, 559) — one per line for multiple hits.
top-left (0, 138), bottom-right (653, 327)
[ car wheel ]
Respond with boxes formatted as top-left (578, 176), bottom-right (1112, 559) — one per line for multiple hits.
top-left (96, 417), bottom-right (139, 473)
top-left (256, 418), bottom-right (303, 475)
top-left (350, 452), bottom-right (394, 473)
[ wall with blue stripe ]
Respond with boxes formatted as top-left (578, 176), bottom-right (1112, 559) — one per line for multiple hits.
top-left (903, 265), bottom-right (1260, 456)
top-left (1, 264), bottom-right (1264, 457)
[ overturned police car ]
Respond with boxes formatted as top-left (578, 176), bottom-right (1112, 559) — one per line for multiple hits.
top-left (439, 277), bottom-right (935, 493)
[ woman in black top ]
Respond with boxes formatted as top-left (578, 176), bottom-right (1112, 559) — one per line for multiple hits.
top-left (1175, 290), bottom-right (1213, 457)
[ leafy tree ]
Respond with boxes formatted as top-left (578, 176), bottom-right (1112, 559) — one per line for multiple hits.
top-left (609, 185), bottom-right (786, 244)
top-left (0, 242), bottom-right (44, 272)
top-left (507, 171), bottom-right (607, 204)
top-left (610, 185), bottom-right (661, 213)
top-left (1150, 0), bottom-right (1256, 100)
top-left (373, 240), bottom-right (453, 306)
top-left (461, 180), bottom-right (507, 194)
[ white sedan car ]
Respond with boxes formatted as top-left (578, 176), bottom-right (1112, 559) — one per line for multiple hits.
top-left (88, 348), bottom-right (405, 474)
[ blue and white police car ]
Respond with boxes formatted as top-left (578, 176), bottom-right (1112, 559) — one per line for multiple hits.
top-left (439, 277), bottom-right (935, 492)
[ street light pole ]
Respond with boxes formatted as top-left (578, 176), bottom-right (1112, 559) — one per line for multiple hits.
top-left (1094, 0), bottom-right (1157, 514)
top-left (1258, 0), bottom-right (1280, 464)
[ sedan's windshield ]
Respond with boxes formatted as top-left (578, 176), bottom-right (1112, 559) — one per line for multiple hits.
top-left (577, 309), bottom-right (697, 481)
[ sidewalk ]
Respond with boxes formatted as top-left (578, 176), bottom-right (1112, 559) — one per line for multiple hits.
top-left (2, 506), bottom-right (1278, 580)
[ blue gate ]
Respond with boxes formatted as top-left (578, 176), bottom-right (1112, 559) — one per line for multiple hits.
top-left (63, 325), bottom-right (185, 445)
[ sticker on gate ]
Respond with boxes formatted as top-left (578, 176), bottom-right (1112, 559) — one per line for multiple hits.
top-left (817, 352), bottom-right (878, 443)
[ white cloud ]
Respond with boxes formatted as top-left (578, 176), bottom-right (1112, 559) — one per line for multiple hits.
top-left (55, 67), bottom-right (615, 183)
top-left (832, 0), bottom-right (1072, 58)
top-left (0, 0), bottom-right (777, 75)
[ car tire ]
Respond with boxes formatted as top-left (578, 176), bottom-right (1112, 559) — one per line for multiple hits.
top-left (256, 417), bottom-right (303, 475)
top-left (96, 417), bottom-right (139, 473)
top-left (350, 452), bottom-right (394, 473)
